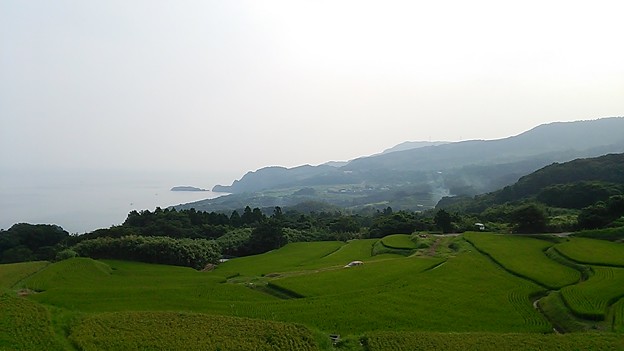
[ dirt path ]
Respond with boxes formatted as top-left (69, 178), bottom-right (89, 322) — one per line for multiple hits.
top-left (427, 238), bottom-right (442, 256)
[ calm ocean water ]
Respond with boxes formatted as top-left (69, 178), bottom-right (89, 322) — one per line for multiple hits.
top-left (0, 169), bottom-right (227, 234)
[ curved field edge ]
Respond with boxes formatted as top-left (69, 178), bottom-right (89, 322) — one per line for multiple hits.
top-left (68, 311), bottom-right (319, 351)
top-left (464, 232), bottom-right (580, 289)
top-left (537, 292), bottom-right (595, 333)
top-left (559, 266), bottom-right (624, 322)
top-left (379, 234), bottom-right (418, 249)
top-left (553, 238), bottom-right (624, 267)
top-left (363, 331), bottom-right (624, 351)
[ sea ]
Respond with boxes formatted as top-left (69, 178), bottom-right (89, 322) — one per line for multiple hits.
top-left (0, 169), bottom-right (228, 234)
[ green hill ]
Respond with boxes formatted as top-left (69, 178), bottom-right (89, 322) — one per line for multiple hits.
top-left (438, 153), bottom-right (624, 212)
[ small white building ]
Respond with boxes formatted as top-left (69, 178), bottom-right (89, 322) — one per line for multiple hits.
top-left (344, 260), bottom-right (363, 268)
top-left (475, 223), bottom-right (486, 231)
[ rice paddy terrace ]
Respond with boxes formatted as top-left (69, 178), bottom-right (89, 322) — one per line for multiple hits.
top-left (1, 233), bottom-right (623, 350)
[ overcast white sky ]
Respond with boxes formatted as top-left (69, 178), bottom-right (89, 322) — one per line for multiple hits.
top-left (1, 0), bottom-right (623, 183)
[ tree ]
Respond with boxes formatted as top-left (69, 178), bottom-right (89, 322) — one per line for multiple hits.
top-left (229, 210), bottom-right (242, 227)
top-left (246, 219), bottom-right (285, 255)
top-left (511, 204), bottom-right (547, 233)
top-left (434, 209), bottom-right (453, 233)
top-left (369, 211), bottom-right (415, 238)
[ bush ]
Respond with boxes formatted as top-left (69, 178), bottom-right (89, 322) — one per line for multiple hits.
top-left (55, 249), bottom-right (78, 261)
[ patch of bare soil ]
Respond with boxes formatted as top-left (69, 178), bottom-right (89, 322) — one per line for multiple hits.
top-left (16, 289), bottom-right (36, 297)
top-left (427, 238), bottom-right (442, 256)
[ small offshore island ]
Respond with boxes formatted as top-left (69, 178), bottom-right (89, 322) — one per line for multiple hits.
top-left (170, 186), bottom-right (208, 192)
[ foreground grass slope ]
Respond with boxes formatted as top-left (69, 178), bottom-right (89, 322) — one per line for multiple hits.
top-left (365, 331), bottom-right (624, 351)
top-left (15, 246), bottom-right (551, 335)
top-left (21, 258), bottom-right (274, 313)
top-left (70, 312), bottom-right (319, 351)
top-left (0, 294), bottom-right (64, 351)
top-left (0, 261), bottom-right (48, 290)
top-left (1, 233), bottom-right (623, 350)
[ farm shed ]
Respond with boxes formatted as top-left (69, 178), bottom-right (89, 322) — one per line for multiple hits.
top-left (344, 260), bottom-right (363, 268)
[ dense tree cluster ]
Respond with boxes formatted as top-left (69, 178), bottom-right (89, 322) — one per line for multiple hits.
top-left (73, 235), bottom-right (219, 269)
top-left (0, 224), bottom-right (69, 263)
top-left (577, 195), bottom-right (624, 230)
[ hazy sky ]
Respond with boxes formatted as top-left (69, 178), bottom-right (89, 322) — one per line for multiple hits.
top-left (2, 0), bottom-right (623, 183)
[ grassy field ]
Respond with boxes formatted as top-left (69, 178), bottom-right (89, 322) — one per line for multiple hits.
top-left (270, 256), bottom-right (443, 297)
top-left (255, 251), bottom-right (551, 334)
top-left (554, 237), bottom-right (624, 266)
top-left (0, 261), bottom-right (48, 290)
top-left (364, 331), bottom-right (624, 351)
top-left (1, 233), bottom-right (623, 350)
top-left (0, 293), bottom-right (64, 351)
top-left (216, 240), bottom-right (402, 281)
top-left (614, 298), bottom-right (624, 332)
top-left (464, 232), bottom-right (580, 289)
top-left (21, 258), bottom-right (274, 313)
top-left (560, 266), bottom-right (624, 321)
top-left (69, 311), bottom-right (319, 351)
top-left (379, 234), bottom-right (417, 249)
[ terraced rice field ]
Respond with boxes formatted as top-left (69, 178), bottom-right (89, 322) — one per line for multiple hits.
top-left (270, 256), bottom-right (443, 297)
top-left (555, 238), bottom-right (624, 266)
top-left (260, 251), bottom-right (550, 334)
top-left (22, 258), bottom-right (273, 313)
top-left (0, 261), bottom-right (48, 290)
top-left (0, 294), bottom-right (63, 351)
top-left (560, 266), bottom-right (624, 320)
top-left (364, 331), bottom-right (624, 351)
top-left (613, 298), bottom-right (624, 332)
top-left (464, 232), bottom-right (580, 289)
top-left (69, 312), bottom-right (318, 351)
top-left (214, 241), bottom-right (345, 277)
top-left (2, 233), bottom-right (623, 350)
top-left (379, 234), bottom-right (418, 249)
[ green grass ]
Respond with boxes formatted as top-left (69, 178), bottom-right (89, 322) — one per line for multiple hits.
top-left (573, 226), bottom-right (624, 241)
top-left (22, 258), bottom-right (274, 313)
top-left (380, 234), bottom-right (417, 249)
top-left (240, 251), bottom-right (551, 335)
top-left (16, 252), bottom-right (551, 335)
top-left (5, 235), bottom-right (624, 349)
top-left (0, 293), bottom-right (64, 351)
top-left (560, 266), bottom-right (624, 321)
top-left (271, 256), bottom-right (443, 297)
top-left (215, 241), bottom-right (345, 277)
top-left (554, 238), bottom-right (624, 267)
top-left (613, 297), bottom-right (624, 332)
top-left (216, 240), bottom-right (401, 280)
top-left (69, 311), bottom-right (319, 351)
top-left (464, 232), bottom-right (580, 289)
top-left (364, 331), bottom-right (624, 351)
top-left (0, 261), bottom-right (48, 290)
top-left (538, 292), bottom-right (592, 332)
top-left (315, 239), bottom-right (401, 266)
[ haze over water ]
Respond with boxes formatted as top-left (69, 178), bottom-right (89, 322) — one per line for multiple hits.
top-left (0, 169), bottom-right (224, 234)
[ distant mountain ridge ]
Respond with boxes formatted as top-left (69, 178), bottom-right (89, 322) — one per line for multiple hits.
top-left (379, 141), bottom-right (449, 155)
top-left (188, 117), bottom-right (624, 213)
